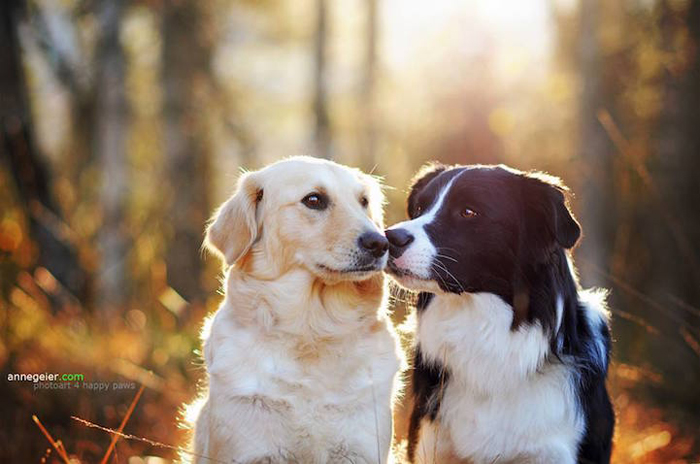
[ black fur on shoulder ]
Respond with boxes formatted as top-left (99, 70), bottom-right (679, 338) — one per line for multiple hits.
top-left (407, 343), bottom-right (449, 463)
top-left (415, 291), bottom-right (434, 314)
top-left (577, 323), bottom-right (614, 463)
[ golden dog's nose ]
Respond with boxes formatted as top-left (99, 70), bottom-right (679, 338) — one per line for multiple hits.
top-left (358, 231), bottom-right (389, 258)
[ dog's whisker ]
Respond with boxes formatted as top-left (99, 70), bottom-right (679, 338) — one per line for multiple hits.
top-left (432, 259), bottom-right (465, 293)
top-left (434, 259), bottom-right (462, 290)
top-left (429, 263), bottom-right (451, 292)
top-left (435, 253), bottom-right (458, 263)
top-left (436, 246), bottom-right (459, 254)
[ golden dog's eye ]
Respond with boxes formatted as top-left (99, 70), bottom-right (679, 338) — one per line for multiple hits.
top-left (302, 192), bottom-right (328, 210)
top-left (360, 196), bottom-right (369, 208)
top-left (461, 207), bottom-right (478, 218)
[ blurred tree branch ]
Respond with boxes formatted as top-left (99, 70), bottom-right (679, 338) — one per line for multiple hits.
top-left (28, 1), bottom-right (91, 98)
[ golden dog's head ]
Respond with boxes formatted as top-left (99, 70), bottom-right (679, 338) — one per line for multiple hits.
top-left (206, 156), bottom-right (387, 282)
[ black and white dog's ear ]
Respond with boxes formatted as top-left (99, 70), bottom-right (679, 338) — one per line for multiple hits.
top-left (522, 173), bottom-right (581, 252)
top-left (204, 171), bottom-right (263, 266)
top-left (407, 163), bottom-right (446, 215)
top-left (549, 187), bottom-right (580, 249)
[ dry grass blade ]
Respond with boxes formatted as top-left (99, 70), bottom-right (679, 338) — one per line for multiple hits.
top-left (680, 327), bottom-right (700, 359)
top-left (100, 384), bottom-right (145, 464)
top-left (32, 415), bottom-right (71, 464)
top-left (71, 416), bottom-right (233, 464)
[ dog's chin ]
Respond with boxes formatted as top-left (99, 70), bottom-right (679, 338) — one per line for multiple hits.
top-left (386, 261), bottom-right (443, 293)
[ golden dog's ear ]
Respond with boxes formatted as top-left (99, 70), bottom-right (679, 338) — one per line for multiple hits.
top-left (205, 172), bottom-right (263, 266)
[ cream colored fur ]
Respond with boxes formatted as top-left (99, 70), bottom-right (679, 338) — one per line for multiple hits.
top-left (182, 157), bottom-right (402, 464)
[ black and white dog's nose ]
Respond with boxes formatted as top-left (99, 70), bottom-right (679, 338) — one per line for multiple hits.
top-left (358, 231), bottom-right (389, 258)
top-left (385, 228), bottom-right (414, 256)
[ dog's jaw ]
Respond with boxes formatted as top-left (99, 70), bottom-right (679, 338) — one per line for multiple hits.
top-left (315, 252), bottom-right (388, 283)
top-left (386, 262), bottom-right (443, 294)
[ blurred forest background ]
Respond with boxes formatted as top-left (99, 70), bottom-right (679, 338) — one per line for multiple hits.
top-left (1, 0), bottom-right (699, 462)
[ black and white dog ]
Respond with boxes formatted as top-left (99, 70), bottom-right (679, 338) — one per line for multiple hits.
top-left (386, 164), bottom-right (614, 464)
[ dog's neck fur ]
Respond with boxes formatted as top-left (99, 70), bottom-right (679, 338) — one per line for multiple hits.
top-left (419, 291), bottom-right (551, 394)
top-left (417, 251), bottom-right (588, 394)
top-left (224, 264), bottom-right (385, 340)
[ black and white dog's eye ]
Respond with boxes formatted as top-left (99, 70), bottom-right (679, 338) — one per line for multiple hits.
top-left (461, 207), bottom-right (478, 218)
top-left (360, 196), bottom-right (369, 208)
top-left (413, 205), bottom-right (423, 217)
top-left (302, 192), bottom-right (328, 210)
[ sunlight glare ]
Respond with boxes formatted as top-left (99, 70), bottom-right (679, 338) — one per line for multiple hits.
top-left (381, 0), bottom-right (553, 82)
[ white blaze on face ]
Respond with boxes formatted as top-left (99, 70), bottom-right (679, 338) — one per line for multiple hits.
top-left (389, 177), bottom-right (457, 279)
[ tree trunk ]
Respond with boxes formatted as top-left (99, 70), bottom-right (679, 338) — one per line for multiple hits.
top-left (0, 0), bottom-right (88, 301)
top-left (94, 0), bottom-right (129, 315)
top-left (576, 0), bottom-right (615, 287)
top-left (642, 0), bottom-right (700, 407)
top-left (313, 0), bottom-right (331, 159)
top-left (654, 0), bottom-right (700, 306)
top-left (360, 0), bottom-right (377, 169)
top-left (162, 0), bottom-right (211, 302)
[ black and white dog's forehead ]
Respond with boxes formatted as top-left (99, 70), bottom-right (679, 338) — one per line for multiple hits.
top-left (408, 166), bottom-right (522, 218)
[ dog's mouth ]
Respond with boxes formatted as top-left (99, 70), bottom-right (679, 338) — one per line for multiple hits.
top-left (386, 259), bottom-right (443, 294)
top-left (388, 258), bottom-right (464, 294)
top-left (316, 263), bottom-right (383, 275)
top-left (386, 259), bottom-right (427, 280)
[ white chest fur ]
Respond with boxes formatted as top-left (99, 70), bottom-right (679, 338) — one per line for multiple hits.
top-left (415, 293), bottom-right (584, 464)
top-left (199, 299), bottom-right (400, 464)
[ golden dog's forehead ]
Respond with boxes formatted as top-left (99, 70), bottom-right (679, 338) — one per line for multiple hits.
top-left (257, 157), bottom-right (370, 198)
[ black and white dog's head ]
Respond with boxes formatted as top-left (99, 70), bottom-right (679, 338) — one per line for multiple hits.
top-left (386, 163), bottom-right (581, 326)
